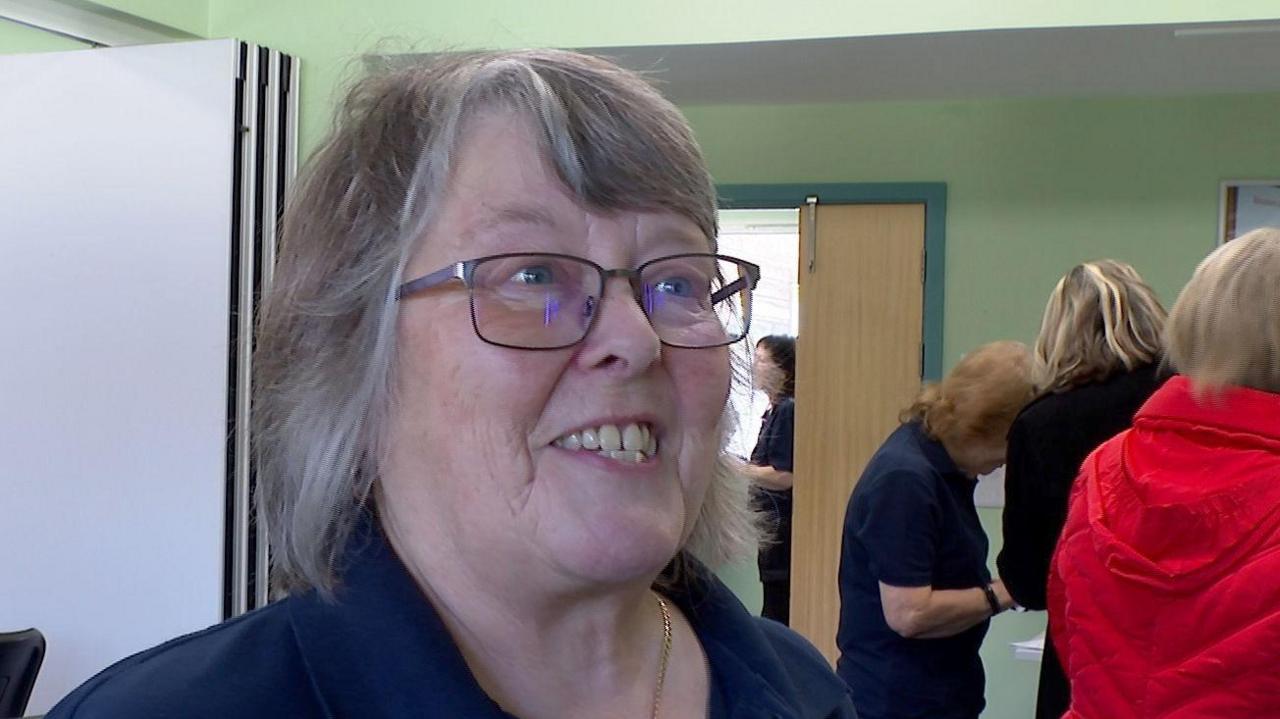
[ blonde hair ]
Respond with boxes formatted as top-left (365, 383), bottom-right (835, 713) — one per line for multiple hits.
top-left (1166, 227), bottom-right (1280, 394)
top-left (1033, 260), bottom-right (1166, 394)
top-left (903, 341), bottom-right (1036, 445)
top-left (255, 50), bottom-right (757, 595)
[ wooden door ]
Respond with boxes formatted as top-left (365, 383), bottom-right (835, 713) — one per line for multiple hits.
top-left (790, 203), bottom-right (926, 662)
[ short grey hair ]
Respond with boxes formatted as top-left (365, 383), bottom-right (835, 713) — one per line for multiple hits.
top-left (254, 49), bottom-right (759, 595)
top-left (1166, 227), bottom-right (1280, 394)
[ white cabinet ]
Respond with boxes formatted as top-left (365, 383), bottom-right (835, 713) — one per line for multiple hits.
top-left (0, 38), bottom-right (295, 714)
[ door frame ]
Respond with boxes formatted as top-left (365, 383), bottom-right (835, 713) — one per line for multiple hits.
top-left (718, 182), bottom-right (947, 381)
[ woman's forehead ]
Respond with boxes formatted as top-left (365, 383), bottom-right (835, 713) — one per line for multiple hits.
top-left (440, 111), bottom-right (711, 252)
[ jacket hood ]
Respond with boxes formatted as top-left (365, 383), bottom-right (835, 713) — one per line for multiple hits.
top-left (1079, 376), bottom-right (1280, 590)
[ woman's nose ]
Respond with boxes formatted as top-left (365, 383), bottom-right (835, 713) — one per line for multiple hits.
top-left (574, 277), bottom-right (662, 374)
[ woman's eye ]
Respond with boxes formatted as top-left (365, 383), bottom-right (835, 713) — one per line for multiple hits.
top-left (654, 276), bottom-right (697, 297)
top-left (511, 266), bottom-right (555, 285)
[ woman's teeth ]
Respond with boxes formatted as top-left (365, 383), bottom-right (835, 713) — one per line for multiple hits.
top-left (554, 422), bottom-right (658, 462)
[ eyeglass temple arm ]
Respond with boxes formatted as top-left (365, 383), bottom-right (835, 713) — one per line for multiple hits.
top-left (396, 262), bottom-right (468, 300)
top-left (709, 270), bottom-right (758, 306)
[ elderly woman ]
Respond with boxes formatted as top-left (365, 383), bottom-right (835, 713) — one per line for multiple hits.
top-left (836, 341), bottom-right (1035, 719)
top-left (996, 259), bottom-right (1167, 719)
top-left (47, 50), bottom-right (855, 718)
top-left (1049, 228), bottom-right (1280, 718)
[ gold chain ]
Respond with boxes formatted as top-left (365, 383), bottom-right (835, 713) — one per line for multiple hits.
top-left (652, 595), bottom-right (673, 719)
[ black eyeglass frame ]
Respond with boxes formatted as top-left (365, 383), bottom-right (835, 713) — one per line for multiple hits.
top-left (395, 251), bottom-right (762, 351)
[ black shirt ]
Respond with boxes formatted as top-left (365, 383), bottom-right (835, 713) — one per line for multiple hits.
top-left (48, 512), bottom-right (857, 719)
top-left (836, 422), bottom-right (991, 719)
top-left (996, 363), bottom-right (1165, 719)
top-left (751, 397), bottom-right (795, 582)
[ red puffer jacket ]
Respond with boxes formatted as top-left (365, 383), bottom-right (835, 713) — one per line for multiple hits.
top-left (1048, 376), bottom-right (1280, 719)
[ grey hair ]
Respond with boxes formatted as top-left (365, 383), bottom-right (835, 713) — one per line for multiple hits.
top-left (254, 49), bottom-right (760, 595)
top-left (1166, 227), bottom-right (1280, 394)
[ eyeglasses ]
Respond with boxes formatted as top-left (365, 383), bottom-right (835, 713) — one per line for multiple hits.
top-left (397, 252), bottom-right (760, 350)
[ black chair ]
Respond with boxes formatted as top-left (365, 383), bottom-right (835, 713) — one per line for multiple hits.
top-left (0, 629), bottom-right (45, 719)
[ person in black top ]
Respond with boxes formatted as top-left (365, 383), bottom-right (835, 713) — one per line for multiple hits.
top-left (996, 259), bottom-right (1167, 719)
top-left (837, 341), bottom-right (1037, 719)
top-left (745, 334), bottom-right (797, 625)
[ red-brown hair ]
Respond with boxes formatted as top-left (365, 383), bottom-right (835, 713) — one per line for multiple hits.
top-left (902, 341), bottom-right (1036, 444)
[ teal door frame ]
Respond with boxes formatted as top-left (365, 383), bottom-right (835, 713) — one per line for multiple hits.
top-left (718, 183), bottom-right (946, 381)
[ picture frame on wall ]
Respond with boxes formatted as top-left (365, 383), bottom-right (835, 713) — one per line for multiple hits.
top-left (1220, 180), bottom-right (1280, 244)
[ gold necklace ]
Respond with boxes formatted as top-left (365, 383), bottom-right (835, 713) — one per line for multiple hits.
top-left (652, 595), bottom-right (673, 719)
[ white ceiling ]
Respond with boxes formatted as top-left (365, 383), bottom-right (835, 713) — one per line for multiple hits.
top-left (577, 21), bottom-right (1280, 104)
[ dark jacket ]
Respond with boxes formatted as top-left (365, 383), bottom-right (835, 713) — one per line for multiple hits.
top-left (1049, 376), bottom-right (1280, 718)
top-left (996, 363), bottom-right (1163, 719)
top-left (47, 515), bottom-right (856, 719)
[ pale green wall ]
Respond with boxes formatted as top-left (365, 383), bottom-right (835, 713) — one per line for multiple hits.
top-left (684, 93), bottom-right (1280, 365)
top-left (84, 0), bottom-right (209, 36)
top-left (206, 0), bottom-right (1280, 48)
top-left (0, 18), bottom-right (90, 53)
top-left (203, 0), bottom-right (1280, 153)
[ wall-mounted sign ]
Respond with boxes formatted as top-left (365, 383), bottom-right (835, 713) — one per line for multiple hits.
top-left (1220, 180), bottom-right (1280, 244)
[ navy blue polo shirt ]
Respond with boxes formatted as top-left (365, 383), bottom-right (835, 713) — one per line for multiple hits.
top-left (835, 422), bottom-right (991, 719)
top-left (47, 513), bottom-right (857, 718)
top-left (751, 397), bottom-right (795, 582)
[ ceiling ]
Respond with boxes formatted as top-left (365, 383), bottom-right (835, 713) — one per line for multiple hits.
top-left (575, 21), bottom-right (1280, 104)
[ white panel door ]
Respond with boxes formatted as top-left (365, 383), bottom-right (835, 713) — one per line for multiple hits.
top-left (0, 39), bottom-right (237, 713)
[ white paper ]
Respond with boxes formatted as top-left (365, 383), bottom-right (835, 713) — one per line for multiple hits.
top-left (974, 465), bottom-right (1006, 508)
top-left (1011, 631), bottom-right (1046, 662)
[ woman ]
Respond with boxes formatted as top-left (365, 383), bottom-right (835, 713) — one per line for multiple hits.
top-left (47, 50), bottom-right (856, 718)
top-left (836, 341), bottom-right (1036, 719)
top-left (744, 335), bottom-right (797, 625)
top-left (1049, 228), bottom-right (1280, 718)
top-left (996, 260), bottom-right (1167, 719)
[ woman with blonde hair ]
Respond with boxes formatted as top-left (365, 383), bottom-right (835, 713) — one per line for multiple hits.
top-left (1049, 228), bottom-right (1280, 718)
top-left (836, 341), bottom-right (1036, 719)
top-left (996, 259), bottom-right (1167, 719)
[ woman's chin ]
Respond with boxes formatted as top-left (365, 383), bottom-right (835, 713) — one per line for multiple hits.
top-left (544, 514), bottom-right (685, 587)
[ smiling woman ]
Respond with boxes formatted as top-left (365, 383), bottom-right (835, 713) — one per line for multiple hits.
top-left (44, 50), bottom-right (857, 719)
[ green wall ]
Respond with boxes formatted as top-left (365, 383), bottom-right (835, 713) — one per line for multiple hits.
top-left (84, 0), bottom-right (210, 37)
top-left (0, 18), bottom-right (90, 53)
top-left (210, 0), bottom-right (1280, 50)
top-left (203, 0), bottom-right (1280, 153)
top-left (684, 93), bottom-right (1280, 366)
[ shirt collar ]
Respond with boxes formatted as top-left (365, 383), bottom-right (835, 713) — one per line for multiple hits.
top-left (287, 516), bottom-right (511, 717)
top-left (905, 421), bottom-right (965, 479)
top-left (286, 515), bottom-right (849, 718)
top-left (669, 569), bottom-right (850, 718)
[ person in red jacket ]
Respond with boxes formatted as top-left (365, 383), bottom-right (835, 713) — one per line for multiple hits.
top-left (1048, 227), bottom-right (1280, 719)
